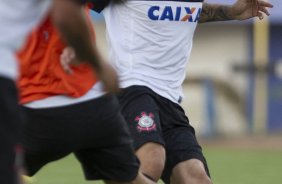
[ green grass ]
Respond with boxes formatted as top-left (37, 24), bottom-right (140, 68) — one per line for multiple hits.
top-left (205, 148), bottom-right (282, 184)
top-left (25, 148), bottom-right (282, 184)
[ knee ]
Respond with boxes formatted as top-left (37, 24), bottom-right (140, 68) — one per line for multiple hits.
top-left (189, 160), bottom-right (211, 184)
top-left (137, 143), bottom-right (166, 167)
top-left (172, 159), bottom-right (212, 184)
top-left (136, 143), bottom-right (166, 180)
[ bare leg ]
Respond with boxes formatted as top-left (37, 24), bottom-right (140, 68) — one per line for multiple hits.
top-left (136, 142), bottom-right (166, 182)
top-left (170, 159), bottom-right (212, 184)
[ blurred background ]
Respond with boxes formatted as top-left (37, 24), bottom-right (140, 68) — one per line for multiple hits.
top-left (26, 1), bottom-right (282, 184)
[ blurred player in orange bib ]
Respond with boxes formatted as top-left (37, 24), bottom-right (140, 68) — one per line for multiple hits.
top-left (0, 0), bottom-right (128, 183)
top-left (17, 1), bottom-right (155, 184)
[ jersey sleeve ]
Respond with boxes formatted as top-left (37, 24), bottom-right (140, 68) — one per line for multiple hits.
top-left (83, 0), bottom-right (111, 13)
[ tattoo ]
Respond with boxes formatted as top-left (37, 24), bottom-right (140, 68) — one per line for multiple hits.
top-left (199, 3), bottom-right (233, 23)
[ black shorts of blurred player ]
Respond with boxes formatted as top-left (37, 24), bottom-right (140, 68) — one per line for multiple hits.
top-left (0, 77), bottom-right (23, 184)
top-left (21, 94), bottom-right (140, 183)
top-left (117, 85), bottom-right (210, 184)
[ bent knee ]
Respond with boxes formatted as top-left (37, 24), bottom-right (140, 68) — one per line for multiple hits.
top-left (188, 159), bottom-right (210, 180)
top-left (136, 143), bottom-right (166, 180)
top-left (136, 142), bottom-right (166, 166)
top-left (172, 159), bottom-right (212, 184)
top-left (189, 163), bottom-right (211, 184)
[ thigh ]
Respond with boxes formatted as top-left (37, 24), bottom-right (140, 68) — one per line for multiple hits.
top-left (22, 94), bottom-right (134, 177)
top-left (21, 107), bottom-right (73, 176)
top-left (0, 119), bottom-right (18, 184)
top-left (0, 140), bottom-right (17, 184)
top-left (74, 95), bottom-right (140, 182)
top-left (118, 86), bottom-right (165, 150)
top-left (162, 126), bottom-right (210, 183)
top-left (75, 143), bottom-right (139, 182)
top-left (20, 98), bottom-right (106, 176)
top-left (0, 77), bottom-right (21, 137)
top-left (0, 77), bottom-right (21, 184)
top-left (159, 102), bottom-right (210, 183)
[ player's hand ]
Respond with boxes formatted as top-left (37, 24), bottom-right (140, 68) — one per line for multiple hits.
top-left (60, 47), bottom-right (81, 74)
top-left (98, 62), bottom-right (120, 93)
top-left (231, 0), bottom-right (273, 20)
top-left (61, 47), bottom-right (119, 93)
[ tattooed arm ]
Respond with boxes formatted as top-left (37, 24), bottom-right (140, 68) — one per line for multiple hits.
top-left (199, 0), bottom-right (273, 23)
top-left (199, 3), bottom-right (232, 23)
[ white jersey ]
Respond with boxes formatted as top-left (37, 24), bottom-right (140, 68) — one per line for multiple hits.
top-left (103, 0), bottom-right (203, 103)
top-left (24, 83), bottom-right (106, 109)
top-left (0, 0), bottom-right (51, 80)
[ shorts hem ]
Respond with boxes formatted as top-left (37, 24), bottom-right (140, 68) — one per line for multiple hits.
top-left (134, 140), bottom-right (165, 151)
top-left (85, 168), bottom-right (139, 182)
top-left (162, 152), bottom-right (209, 184)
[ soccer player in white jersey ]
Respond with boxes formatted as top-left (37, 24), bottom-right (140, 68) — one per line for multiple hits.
top-left (100, 0), bottom-right (273, 184)
top-left (0, 0), bottom-right (120, 183)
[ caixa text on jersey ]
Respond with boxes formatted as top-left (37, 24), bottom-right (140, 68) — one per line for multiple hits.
top-left (148, 6), bottom-right (202, 22)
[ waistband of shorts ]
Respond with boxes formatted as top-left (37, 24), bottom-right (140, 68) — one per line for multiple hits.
top-left (22, 94), bottom-right (116, 114)
top-left (121, 85), bottom-right (180, 107)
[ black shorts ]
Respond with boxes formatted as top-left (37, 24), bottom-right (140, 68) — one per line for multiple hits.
top-left (117, 86), bottom-right (210, 184)
top-left (21, 94), bottom-right (139, 182)
top-left (0, 77), bottom-right (22, 184)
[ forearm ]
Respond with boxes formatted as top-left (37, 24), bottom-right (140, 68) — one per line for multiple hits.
top-left (199, 3), bottom-right (234, 23)
top-left (51, 0), bottom-right (102, 71)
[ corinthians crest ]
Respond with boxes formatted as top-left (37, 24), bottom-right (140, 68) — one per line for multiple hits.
top-left (135, 112), bottom-right (156, 132)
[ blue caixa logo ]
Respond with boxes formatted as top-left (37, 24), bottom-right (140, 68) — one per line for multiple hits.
top-left (148, 6), bottom-right (202, 22)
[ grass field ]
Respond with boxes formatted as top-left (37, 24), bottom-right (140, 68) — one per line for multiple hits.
top-left (24, 146), bottom-right (282, 184)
